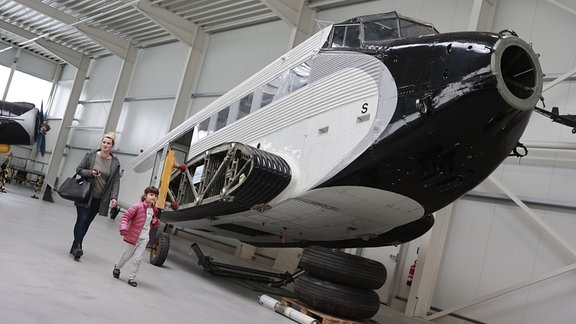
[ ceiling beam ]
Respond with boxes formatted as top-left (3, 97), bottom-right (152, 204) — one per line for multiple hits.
top-left (260, 0), bottom-right (303, 27)
top-left (129, 0), bottom-right (199, 46)
top-left (0, 20), bottom-right (83, 67)
top-left (544, 0), bottom-right (576, 16)
top-left (75, 24), bottom-right (130, 58)
top-left (308, 0), bottom-right (358, 8)
top-left (260, 0), bottom-right (315, 47)
top-left (13, 0), bottom-right (130, 58)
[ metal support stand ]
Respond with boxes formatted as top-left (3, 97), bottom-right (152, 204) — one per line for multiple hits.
top-left (31, 175), bottom-right (43, 199)
top-left (190, 243), bottom-right (303, 288)
top-left (42, 184), bottom-right (54, 202)
top-left (0, 167), bottom-right (8, 193)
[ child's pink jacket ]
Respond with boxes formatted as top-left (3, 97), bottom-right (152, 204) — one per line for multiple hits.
top-left (120, 201), bottom-right (159, 244)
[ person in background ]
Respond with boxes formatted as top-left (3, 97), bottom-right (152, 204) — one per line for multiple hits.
top-left (1, 151), bottom-right (12, 172)
top-left (70, 132), bottom-right (121, 260)
top-left (113, 186), bottom-right (160, 287)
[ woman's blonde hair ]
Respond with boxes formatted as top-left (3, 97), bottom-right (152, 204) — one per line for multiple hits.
top-left (103, 132), bottom-right (116, 145)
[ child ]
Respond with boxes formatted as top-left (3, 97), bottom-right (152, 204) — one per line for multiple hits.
top-left (112, 186), bottom-right (160, 287)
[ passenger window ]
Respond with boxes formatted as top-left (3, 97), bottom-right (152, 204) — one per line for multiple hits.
top-left (287, 62), bottom-right (310, 93)
top-left (261, 92), bottom-right (275, 108)
top-left (215, 107), bottom-right (230, 131)
top-left (238, 94), bottom-right (253, 120)
top-left (261, 78), bottom-right (281, 108)
top-left (197, 118), bottom-right (210, 141)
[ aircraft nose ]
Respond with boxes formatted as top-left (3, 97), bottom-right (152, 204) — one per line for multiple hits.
top-left (492, 34), bottom-right (543, 111)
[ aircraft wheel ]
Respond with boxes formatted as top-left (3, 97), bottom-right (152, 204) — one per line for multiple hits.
top-left (299, 246), bottom-right (386, 290)
top-left (150, 232), bottom-right (170, 266)
top-left (294, 273), bottom-right (380, 319)
top-left (572, 128), bottom-right (576, 134)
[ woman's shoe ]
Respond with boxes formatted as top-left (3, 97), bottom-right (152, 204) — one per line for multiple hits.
top-left (73, 247), bottom-right (83, 260)
top-left (113, 268), bottom-right (120, 279)
top-left (128, 279), bottom-right (137, 287)
top-left (69, 244), bottom-right (83, 260)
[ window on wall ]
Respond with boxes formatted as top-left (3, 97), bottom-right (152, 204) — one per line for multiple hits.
top-left (5, 70), bottom-right (52, 109)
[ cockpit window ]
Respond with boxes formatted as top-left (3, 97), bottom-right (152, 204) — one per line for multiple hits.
top-left (364, 18), bottom-right (399, 42)
top-left (399, 18), bottom-right (436, 38)
top-left (323, 12), bottom-right (438, 49)
top-left (331, 24), bottom-right (360, 48)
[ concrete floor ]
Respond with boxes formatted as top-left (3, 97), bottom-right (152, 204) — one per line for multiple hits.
top-left (1, 183), bottom-right (433, 324)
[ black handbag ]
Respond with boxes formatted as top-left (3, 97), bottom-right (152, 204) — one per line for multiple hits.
top-left (58, 173), bottom-right (92, 203)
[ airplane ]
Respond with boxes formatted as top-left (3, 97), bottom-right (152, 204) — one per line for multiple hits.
top-left (534, 106), bottom-right (576, 133)
top-left (0, 100), bottom-right (49, 155)
top-left (116, 11), bottom-right (543, 319)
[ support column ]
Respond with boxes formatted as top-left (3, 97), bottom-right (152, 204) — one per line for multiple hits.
top-left (405, 205), bottom-right (454, 318)
top-left (43, 55), bottom-right (91, 201)
top-left (169, 29), bottom-right (208, 131)
top-left (468, 0), bottom-right (497, 31)
top-left (104, 44), bottom-right (139, 135)
top-left (2, 48), bottom-right (20, 100)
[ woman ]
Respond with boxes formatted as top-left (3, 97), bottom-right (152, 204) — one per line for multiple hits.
top-left (70, 132), bottom-right (121, 260)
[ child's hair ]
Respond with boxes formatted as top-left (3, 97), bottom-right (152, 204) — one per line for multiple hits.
top-left (141, 186), bottom-right (159, 201)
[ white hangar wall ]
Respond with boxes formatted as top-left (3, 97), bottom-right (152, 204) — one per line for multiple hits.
top-left (44, 1), bottom-right (576, 323)
top-left (118, 42), bottom-right (191, 154)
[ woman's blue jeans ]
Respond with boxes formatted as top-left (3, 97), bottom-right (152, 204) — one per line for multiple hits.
top-left (73, 198), bottom-right (101, 246)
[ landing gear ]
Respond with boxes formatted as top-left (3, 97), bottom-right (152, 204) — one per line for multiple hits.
top-left (294, 273), bottom-right (381, 319)
top-left (151, 236), bottom-right (386, 320)
top-left (150, 232), bottom-right (170, 266)
top-left (294, 247), bottom-right (386, 320)
top-left (298, 246), bottom-right (386, 290)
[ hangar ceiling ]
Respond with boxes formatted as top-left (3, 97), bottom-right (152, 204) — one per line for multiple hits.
top-left (0, 0), bottom-right (373, 65)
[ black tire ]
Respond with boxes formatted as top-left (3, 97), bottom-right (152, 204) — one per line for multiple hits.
top-left (294, 273), bottom-right (380, 319)
top-left (299, 246), bottom-right (386, 290)
top-left (150, 232), bottom-right (170, 266)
